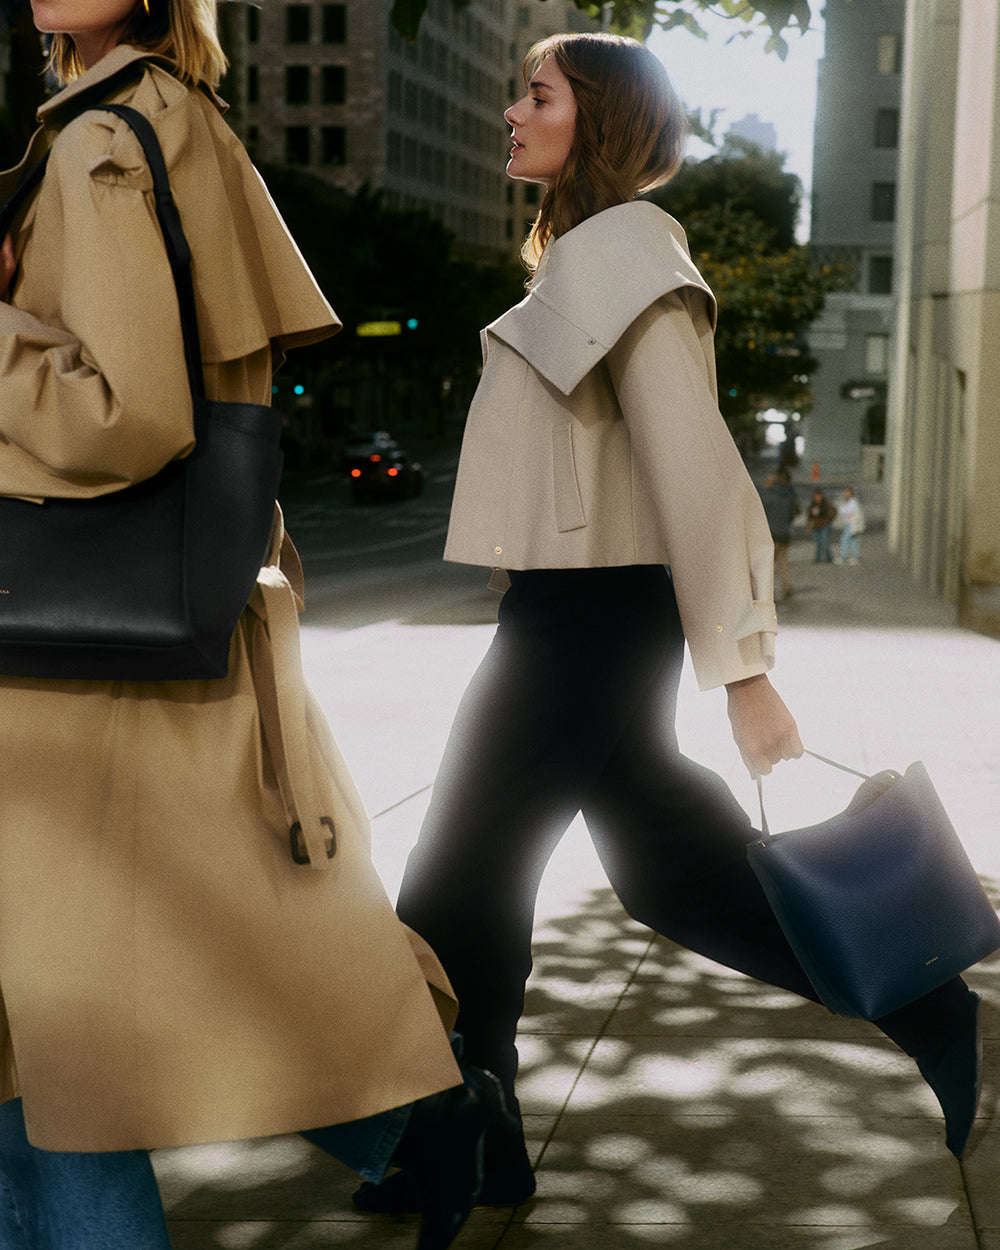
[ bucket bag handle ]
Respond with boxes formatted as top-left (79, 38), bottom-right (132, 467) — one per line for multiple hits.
top-left (755, 749), bottom-right (880, 837)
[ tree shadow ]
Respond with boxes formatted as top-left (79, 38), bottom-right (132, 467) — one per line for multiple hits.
top-left (498, 879), bottom-right (1000, 1248)
top-left (158, 879), bottom-right (1000, 1249)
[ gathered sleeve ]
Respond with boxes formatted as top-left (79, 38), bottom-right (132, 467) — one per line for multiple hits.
top-left (605, 290), bottom-right (777, 691)
top-left (0, 114), bottom-right (197, 500)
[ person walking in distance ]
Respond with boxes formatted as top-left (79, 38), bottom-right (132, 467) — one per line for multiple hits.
top-left (759, 467), bottom-right (800, 598)
top-left (836, 486), bottom-right (865, 564)
top-left (806, 488), bottom-right (837, 563)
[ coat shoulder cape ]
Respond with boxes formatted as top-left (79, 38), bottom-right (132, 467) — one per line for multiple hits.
top-left (33, 46), bottom-right (340, 363)
top-left (487, 201), bottom-right (717, 395)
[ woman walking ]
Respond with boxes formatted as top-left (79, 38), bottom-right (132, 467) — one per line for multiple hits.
top-left (0, 3), bottom-right (504, 1246)
top-left (357, 31), bottom-right (982, 1214)
top-left (806, 488), bottom-right (837, 562)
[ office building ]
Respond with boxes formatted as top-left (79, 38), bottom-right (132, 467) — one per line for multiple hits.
top-left (889, 1), bottom-right (1000, 635)
top-left (806, 0), bottom-right (905, 479)
top-left (227, 0), bottom-right (513, 260)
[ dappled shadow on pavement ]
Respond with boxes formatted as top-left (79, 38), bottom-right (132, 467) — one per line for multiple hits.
top-left (484, 883), bottom-right (1000, 1249)
top-left (158, 880), bottom-right (1000, 1250)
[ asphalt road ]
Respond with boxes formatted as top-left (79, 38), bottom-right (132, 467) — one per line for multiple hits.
top-left (278, 445), bottom-right (500, 631)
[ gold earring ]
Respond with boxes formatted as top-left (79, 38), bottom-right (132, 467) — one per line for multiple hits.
top-left (142, 0), bottom-right (150, 13)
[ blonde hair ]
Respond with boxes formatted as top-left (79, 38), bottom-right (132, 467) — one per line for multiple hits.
top-left (48, 0), bottom-right (227, 89)
top-left (520, 33), bottom-right (686, 270)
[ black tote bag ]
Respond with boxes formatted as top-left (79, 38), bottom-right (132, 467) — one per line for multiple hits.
top-left (0, 103), bottom-right (283, 681)
top-left (748, 752), bottom-right (1000, 1020)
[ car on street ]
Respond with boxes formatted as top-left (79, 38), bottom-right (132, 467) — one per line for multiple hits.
top-left (342, 430), bottom-right (423, 503)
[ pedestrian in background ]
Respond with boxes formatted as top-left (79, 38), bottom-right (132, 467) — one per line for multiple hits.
top-left (355, 30), bottom-right (983, 1218)
top-left (759, 467), bottom-right (800, 599)
top-left (836, 485), bottom-right (865, 564)
top-left (806, 488), bottom-right (837, 563)
top-left (0, 2), bottom-right (505, 1247)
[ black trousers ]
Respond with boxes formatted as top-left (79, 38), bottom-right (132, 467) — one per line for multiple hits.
top-left (397, 566), bottom-right (964, 1107)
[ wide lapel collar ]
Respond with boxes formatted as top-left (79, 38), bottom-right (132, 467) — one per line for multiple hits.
top-left (488, 202), bottom-right (717, 395)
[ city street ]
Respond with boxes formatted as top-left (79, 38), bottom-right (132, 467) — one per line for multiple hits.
top-left (154, 468), bottom-right (1000, 1250)
top-left (279, 447), bottom-right (499, 633)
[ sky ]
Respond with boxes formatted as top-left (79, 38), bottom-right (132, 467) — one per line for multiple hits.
top-left (647, 7), bottom-right (826, 240)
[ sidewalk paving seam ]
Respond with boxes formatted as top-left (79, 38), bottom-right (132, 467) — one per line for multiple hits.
top-left (370, 783), bottom-right (433, 821)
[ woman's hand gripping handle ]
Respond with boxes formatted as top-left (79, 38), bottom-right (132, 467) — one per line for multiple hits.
top-left (725, 673), bottom-right (804, 777)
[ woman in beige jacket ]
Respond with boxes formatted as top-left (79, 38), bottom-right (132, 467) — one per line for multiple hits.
top-left (0, 3), bottom-right (507, 1247)
top-left (356, 32), bottom-right (982, 1214)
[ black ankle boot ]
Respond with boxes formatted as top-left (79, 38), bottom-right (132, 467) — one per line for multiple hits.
top-left (353, 1119), bottom-right (536, 1213)
top-left (394, 1063), bottom-right (515, 1250)
top-left (916, 989), bottom-right (983, 1158)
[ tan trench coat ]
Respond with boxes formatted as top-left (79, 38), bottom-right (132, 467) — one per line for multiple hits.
top-left (0, 48), bottom-right (461, 1152)
top-left (443, 202), bottom-right (778, 692)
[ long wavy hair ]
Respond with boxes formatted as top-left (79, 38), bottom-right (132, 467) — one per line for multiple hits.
top-left (48, 0), bottom-right (227, 89)
top-left (520, 33), bottom-right (686, 271)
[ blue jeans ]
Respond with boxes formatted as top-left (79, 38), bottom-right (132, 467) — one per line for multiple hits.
top-left (839, 527), bottom-right (860, 560)
top-left (0, 1096), bottom-right (410, 1248)
top-left (812, 525), bottom-right (832, 562)
top-left (0, 1100), bottom-right (170, 1250)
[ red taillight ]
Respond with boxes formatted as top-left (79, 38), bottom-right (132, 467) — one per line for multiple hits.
top-left (350, 468), bottom-right (361, 478)
top-left (370, 454), bottom-right (382, 462)
top-left (387, 467), bottom-right (400, 477)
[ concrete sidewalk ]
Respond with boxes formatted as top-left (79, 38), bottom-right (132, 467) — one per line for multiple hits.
top-left (156, 481), bottom-right (1000, 1249)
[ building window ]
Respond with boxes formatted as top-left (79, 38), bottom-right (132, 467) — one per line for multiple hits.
top-left (248, 6), bottom-right (259, 42)
top-left (322, 65), bottom-right (346, 104)
top-left (247, 64), bottom-right (259, 105)
top-left (285, 65), bottom-right (310, 105)
top-left (869, 256), bottom-right (893, 294)
top-left (871, 182), bottom-right (896, 222)
top-left (874, 108), bottom-right (899, 149)
top-left (877, 33), bottom-right (902, 74)
top-left (387, 130), bottom-right (402, 172)
top-left (865, 333), bottom-right (890, 375)
top-left (388, 71), bottom-right (402, 112)
top-left (321, 126), bottom-right (346, 165)
top-left (285, 125), bottom-right (311, 164)
top-left (323, 4), bottom-right (347, 42)
top-left (286, 5), bottom-right (311, 44)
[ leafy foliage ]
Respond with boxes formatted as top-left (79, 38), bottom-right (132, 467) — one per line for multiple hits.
top-left (650, 140), bottom-right (851, 447)
top-left (256, 170), bottom-right (524, 462)
top-left (392, 0), bottom-right (814, 57)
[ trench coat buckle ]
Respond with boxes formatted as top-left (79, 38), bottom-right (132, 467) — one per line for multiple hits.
top-left (289, 817), bottom-right (336, 865)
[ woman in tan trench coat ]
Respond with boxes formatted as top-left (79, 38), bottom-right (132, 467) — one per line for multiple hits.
top-left (0, 3), bottom-right (508, 1247)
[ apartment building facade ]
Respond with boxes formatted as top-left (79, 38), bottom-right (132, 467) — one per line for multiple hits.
top-left (224, 0), bottom-right (515, 259)
top-left (806, 0), bottom-right (905, 478)
top-left (220, 0), bottom-right (600, 262)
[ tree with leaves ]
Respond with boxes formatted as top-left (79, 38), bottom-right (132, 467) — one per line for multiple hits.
top-left (256, 170), bottom-right (525, 462)
top-left (393, 0), bottom-right (813, 56)
top-left (650, 138), bottom-right (851, 450)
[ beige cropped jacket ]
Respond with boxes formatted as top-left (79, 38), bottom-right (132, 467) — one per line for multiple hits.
top-left (444, 201), bottom-right (778, 692)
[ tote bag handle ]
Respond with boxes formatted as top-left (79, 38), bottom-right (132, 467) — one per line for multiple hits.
top-left (755, 750), bottom-right (873, 837)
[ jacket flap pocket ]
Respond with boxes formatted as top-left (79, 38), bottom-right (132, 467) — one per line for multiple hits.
top-left (552, 423), bottom-right (586, 533)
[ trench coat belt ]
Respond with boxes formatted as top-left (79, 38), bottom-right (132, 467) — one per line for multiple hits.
top-left (247, 523), bottom-right (336, 870)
